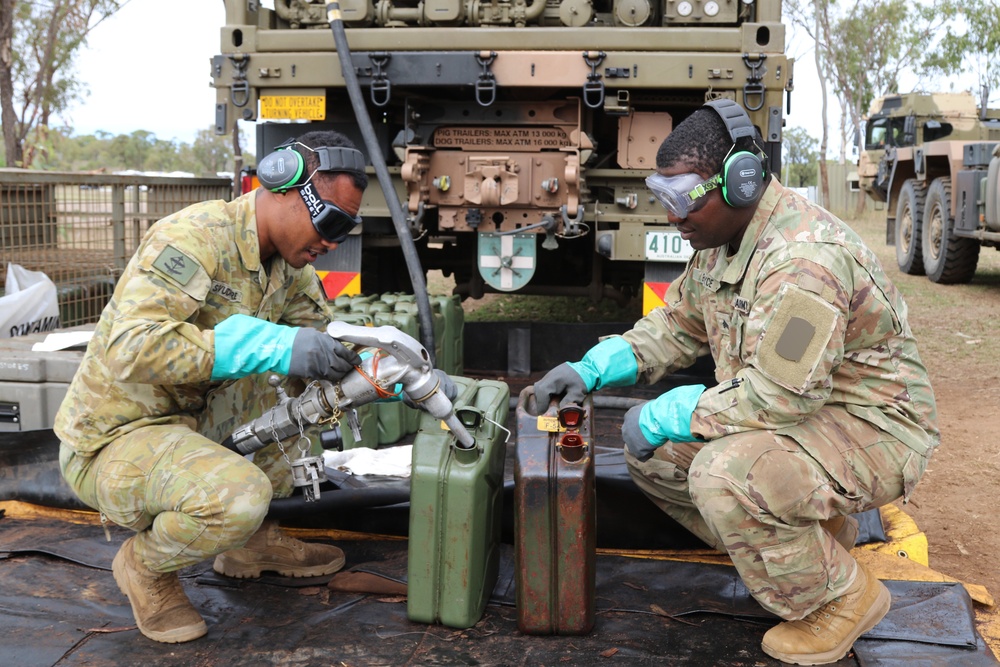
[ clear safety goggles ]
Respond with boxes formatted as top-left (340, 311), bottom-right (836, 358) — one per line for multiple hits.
top-left (297, 180), bottom-right (362, 244)
top-left (645, 172), bottom-right (722, 219)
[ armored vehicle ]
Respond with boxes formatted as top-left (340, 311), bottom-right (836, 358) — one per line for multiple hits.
top-left (211, 0), bottom-right (793, 311)
top-left (858, 91), bottom-right (1000, 204)
top-left (857, 91), bottom-right (1000, 282)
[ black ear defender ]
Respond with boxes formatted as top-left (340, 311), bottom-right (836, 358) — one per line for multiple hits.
top-left (257, 139), bottom-right (366, 193)
top-left (703, 99), bottom-right (766, 208)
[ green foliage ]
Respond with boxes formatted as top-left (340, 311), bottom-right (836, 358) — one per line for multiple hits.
top-left (465, 294), bottom-right (642, 324)
top-left (0, 0), bottom-right (125, 167)
top-left (922, 0), bottom-right (1000, 95)
top-left (786, 0), bottom-right (958, 158)
top-left (9, 125), bottom-right (255, 174)
top-left (782, 126), bottom-right (819, 187)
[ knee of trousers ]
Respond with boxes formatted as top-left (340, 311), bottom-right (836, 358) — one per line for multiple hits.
top-left (215, 459), bottom-right (272, 530)
top-left (687, 438), bottom-right (828, 523)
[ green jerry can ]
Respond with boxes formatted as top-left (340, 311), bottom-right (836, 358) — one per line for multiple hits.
top-left (514, 386), bottom-right (596, 635)
top-left (407, 376), bottom-right (510, 629)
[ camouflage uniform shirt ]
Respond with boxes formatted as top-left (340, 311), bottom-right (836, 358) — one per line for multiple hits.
top-left (623, 179), bottom-right (939, 477)
top-left (55, 191), bottom-right (334, 456)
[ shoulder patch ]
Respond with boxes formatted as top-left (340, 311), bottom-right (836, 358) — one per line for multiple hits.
top-left (754, 284), bottom-right (838, 393)
top-left (152, 245), bottom-right (198, 286)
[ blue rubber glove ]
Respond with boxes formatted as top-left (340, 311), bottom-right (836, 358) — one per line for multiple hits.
top-left (534, 363), bottom-right (589, 408)
top-left (567, 336), bottom-right (639, 392)
top-left (622, 404), bottom-right (657, 462)
top-left (624, 384), bottom-right (706, 462)
top-left (536, 337), bottom-right (638, 408)
top-left (211, 314), bottom-right (361, 382)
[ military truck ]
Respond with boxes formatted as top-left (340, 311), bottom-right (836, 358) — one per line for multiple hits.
top-left (857, 91), bottom-right (1000, 281)
top-left (211, 0), bottom-right (792, 309)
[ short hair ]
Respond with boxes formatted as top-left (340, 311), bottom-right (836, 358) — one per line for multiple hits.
top-left (295, 130), bottom-right (369, 191)
top-left (655, 106), bottom-right (763, 175)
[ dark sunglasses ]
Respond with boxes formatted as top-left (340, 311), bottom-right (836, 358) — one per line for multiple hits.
top-left (297, 180), bottom-right (362, 244)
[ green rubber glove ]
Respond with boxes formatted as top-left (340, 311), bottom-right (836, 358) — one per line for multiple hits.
top-left (211, 314), bottom-right (361, 382)
top-left (212, 314), bottom-right (299, 381)
top-left (637, 383), bottom-right (707, 449)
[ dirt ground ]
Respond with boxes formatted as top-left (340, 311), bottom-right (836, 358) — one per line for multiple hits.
top-left (852, 209), bottom-right (1000, 602)
top-left (450, 208), bottom-right (1000, 601)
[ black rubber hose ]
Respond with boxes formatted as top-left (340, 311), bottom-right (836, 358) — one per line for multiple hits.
top-left (326, 2), bottom-right (436, 362)
top-left (267, 485), bottom-right (411, 518)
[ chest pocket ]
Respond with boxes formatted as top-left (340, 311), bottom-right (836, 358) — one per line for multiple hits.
top-left (707, 290), bottom-right (748, 375)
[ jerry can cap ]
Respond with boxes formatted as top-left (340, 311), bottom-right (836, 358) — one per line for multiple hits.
top-left (558, 405), bottom-right (585, 429)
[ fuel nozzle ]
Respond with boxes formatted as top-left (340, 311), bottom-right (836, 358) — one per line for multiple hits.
top-left (326, 321), bottom-right (476, 449)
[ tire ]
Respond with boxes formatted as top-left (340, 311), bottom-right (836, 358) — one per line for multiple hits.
top-left (894, 179), bottom-right (926, 275)
top-left (921, 178), bottom-right (980, 284)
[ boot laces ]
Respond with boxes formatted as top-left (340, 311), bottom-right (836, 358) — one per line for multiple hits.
top-left (273, 531), bottom-right (305, 553)
top-left (801, 595), bottom-right (842, 633)
top-left (142, 572), bottom-right (176, 611)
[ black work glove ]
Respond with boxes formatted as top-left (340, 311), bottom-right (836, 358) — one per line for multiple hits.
top-left (534, 362), bottom-right (589, 409)
top-left (288, 327), bottom-right (362, 381)
top-left (622, 403), bottom-right (659, 462)
top-left (402, 370), bottom-right (457, 409)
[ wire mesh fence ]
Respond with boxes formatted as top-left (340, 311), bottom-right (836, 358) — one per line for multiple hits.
top-left (1, 170), bottom-right (232, 328)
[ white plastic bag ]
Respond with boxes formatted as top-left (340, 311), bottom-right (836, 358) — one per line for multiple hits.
top-left (1, 263), bottom-right (60, 338)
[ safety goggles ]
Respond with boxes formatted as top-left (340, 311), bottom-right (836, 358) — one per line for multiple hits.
top-left (297, 180), bottom-right (362, 244)
top-left (645, 172), bottom-right (722, 219)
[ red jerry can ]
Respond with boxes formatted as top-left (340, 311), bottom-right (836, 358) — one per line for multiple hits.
top-left (514, 386), bottom-right (596, 635)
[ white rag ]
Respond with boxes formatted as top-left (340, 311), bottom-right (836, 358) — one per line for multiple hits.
top-left (323, 445), bottom-right (413, 477)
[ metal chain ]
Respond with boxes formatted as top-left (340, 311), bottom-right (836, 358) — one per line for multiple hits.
top-left (267, 406), bottom-right (292, 467)
top-left (293, 399), bottom-right (311, 457)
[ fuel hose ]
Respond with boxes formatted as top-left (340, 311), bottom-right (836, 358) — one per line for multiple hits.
top-left (325, 2), bottom-right (436, 362)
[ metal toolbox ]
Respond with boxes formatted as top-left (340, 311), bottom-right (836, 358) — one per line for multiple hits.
top-left (407, 376), bottom-right (510, 629)
top-left (0, 329), bottom-right (88, 432)
top-left (514, 386), bottom-right (596, 635)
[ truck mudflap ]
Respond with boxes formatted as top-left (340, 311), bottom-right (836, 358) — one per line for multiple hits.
top-left (478, 232), bottom-right (536, 291)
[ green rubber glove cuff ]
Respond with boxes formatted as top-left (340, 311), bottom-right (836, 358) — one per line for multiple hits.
top-left (211, 313), bottom-right (298, 381)
top-left (567, 336), bottom-right (638, 392)
top-left (638, 383), bottom-right (707, 445)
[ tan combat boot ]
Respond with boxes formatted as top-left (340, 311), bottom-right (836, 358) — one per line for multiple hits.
top-left (112, 536), bottom-right (208, 643)
top-left (213, 520), bottom-right (346, 579)
top-left (761, 563), bottom-right (890, 665)
top-left (819, 515), bottom-right (860, 552)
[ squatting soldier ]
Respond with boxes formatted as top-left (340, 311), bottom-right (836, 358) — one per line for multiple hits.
top-left (535, 100), bottom-right (939, 665)
top-left (55, 130), bottom-right (370, 643)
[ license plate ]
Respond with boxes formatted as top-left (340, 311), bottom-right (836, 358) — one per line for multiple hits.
top-left (259, 95), bottom-right (326, 120)
top-left (645, 230), bottom-right (694, 262)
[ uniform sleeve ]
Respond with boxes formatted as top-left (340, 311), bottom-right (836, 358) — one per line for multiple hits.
top-left (690, 258), bottom-right (850, 440)
top-left (105, 227), bottom-right (219, 385)
top-left (622, 271), bottom-right (711, 384)
top-left (279, 267), bottom-right (335, 329)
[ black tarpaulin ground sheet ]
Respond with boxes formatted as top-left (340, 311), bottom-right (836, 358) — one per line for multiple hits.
top-left (0, 511), bottom-right (996, 667)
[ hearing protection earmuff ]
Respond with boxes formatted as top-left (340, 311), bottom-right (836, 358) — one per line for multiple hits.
top-left (703, 99), bottom-right (766, 208)
top-left (256, 139), bottom-right (367, 193)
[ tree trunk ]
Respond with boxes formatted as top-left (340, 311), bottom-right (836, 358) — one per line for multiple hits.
top-left (0, 0), bottom-right (22, 166)
top-left (815, 12), bottom-right (830, 208)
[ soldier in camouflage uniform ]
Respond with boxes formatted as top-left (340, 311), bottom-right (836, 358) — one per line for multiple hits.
top-left (54, 130), bottom-right (369, 644)
top-left (535, 102), bottom-right (938, 665)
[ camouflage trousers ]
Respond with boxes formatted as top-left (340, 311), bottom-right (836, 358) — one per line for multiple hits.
top-left (58, 375), bottom-right (320, 574)
top-left (625, 404), bottom-right (928, 620)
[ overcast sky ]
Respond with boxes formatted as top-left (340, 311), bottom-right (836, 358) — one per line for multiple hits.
top-left (58, 0), bottom-right (976, 156)
top-left (58, 0), bottom-right (224, 144)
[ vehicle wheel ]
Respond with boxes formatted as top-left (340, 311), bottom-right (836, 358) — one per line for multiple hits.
top-left (894, 179), bottom-right (926, 275)
top-left (922, 178), bottom-right (980, 284)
